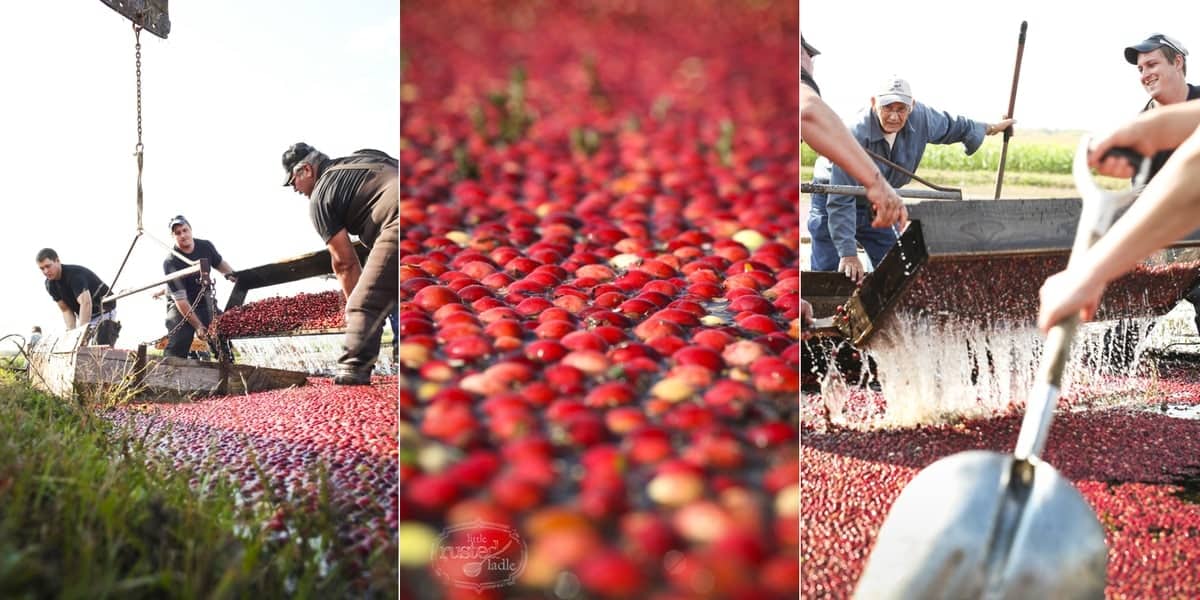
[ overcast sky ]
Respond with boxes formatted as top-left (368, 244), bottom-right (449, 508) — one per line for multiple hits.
top-left (8, 0), bottom-right (397, 347)
top-left (802, 1), bottom-right (1200, 132)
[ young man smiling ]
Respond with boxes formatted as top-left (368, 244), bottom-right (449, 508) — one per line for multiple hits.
top-left (1123, 34), bottom-right (1200, 338)
top-left (1125, 33), bottom-right (1200, 179)
top-left (807, 76), bottom-right (1013, 281)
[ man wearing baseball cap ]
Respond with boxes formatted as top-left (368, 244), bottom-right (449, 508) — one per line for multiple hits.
top-left (801, 36), bottom-right (907, 286)
top-left (282, 142), bottom-right (398, 385)
top-left (1123, 34), bottom-right (1200, 179)
top-left (161, 215), bottom-right (238, 359)
top-left (1120, 34), bottom-right (1200, 342)
top-left (807, 76), bottom-right (1013, 280)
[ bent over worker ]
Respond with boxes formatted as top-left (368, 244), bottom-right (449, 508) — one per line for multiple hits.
top-left (282, 142), bottom-right (398, 385)
top-left (36, 248), bottom-right (119, 345)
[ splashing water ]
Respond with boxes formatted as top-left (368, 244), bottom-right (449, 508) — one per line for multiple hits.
top-left (820, 365), bottom-right (849, 425)
top-left (846, 312), bottom-right (1157, 429)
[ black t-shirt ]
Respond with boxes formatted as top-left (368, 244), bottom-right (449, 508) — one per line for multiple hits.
top-left (1141, 83), bottom-right (1200, 180)
top-left (309, 150), bottom-right (399, 247)
top-left (163, 239), bottom-right (223, 304)
top-left (45, 264), bottom-right (114, 318)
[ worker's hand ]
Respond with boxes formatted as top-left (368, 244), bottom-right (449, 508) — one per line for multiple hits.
top-left (838, 256), bottom-right (866, 284)
top-left (865, 173), bottom-right (908, 229)
top-left (985, 118), bottom-right (1017, 136)
top-left (1088, 126), bottom-right (1158, 179)
top-left (224, 273), bottom-right (238, 283)
top-left (800, 299), bottom-right (815, 341)
top-left (1037, 268), bottom-right (1106, 333)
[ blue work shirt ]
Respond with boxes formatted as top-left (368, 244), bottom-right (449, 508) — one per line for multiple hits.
top-left (819, 102), bottom-right (986, 257)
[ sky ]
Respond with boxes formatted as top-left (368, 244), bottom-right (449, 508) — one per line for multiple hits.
top-left (3, 1), bottom-right (398, 348)
top-left (801, 1), bottom-right (1200, 132)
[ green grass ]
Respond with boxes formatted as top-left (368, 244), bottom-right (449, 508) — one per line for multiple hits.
top-left (0, 373), bottom-right (394, 598)
top-left (800, 129), bottom-right (1133, 198)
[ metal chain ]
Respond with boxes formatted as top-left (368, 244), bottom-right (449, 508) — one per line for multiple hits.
top-left (158, 280), bottom-right (215, 348)
top-left (133, 23), bottom-right (144, 233)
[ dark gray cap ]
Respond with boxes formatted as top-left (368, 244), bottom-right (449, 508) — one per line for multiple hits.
top-left (1125, 33), bottom-right (1188, 65)
top-left (282, 142), bottom-right (318, 186)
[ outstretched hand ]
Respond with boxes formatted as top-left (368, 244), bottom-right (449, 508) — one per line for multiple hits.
top-left (986, 118), bottom-right (1017, 136)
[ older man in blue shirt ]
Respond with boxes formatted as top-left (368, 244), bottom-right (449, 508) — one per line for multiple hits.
top-left (807, 76), bottom-right (1014, 281)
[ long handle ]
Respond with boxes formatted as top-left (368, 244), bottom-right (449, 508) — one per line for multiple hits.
top-left (1012, 142), bottom-right (1148, 461)
top-left (1012, 234), bottom-right (1094, 462)
top-left (993, 21), bottom-right (1028, 200)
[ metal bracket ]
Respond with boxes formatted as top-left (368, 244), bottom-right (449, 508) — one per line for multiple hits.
top-left (98, 0), bottom-right (170, 39)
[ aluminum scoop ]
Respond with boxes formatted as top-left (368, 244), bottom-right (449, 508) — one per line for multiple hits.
top-left (852, 139), bottom-right (1148, 599)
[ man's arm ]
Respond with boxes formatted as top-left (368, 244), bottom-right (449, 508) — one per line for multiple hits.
top-left (57, 300), bottom-right (75, 329)
top-left (327, 229), bottom-right (362, 299)
top-left (801, 87), bottom-right (906, 228)
top-left (1038, 121), bottom-right (1200, 331)
top-left (75, 291), bottom-right (92, 328)
top-left (174, 297), bottom-right (209, 337)
top-left (921, 103), bottom-right (1013, 154)
top-left (216, 260), bottom-right (237, 283)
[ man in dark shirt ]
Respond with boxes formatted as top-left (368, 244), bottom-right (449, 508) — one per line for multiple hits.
top-left (282, 142), bottom-right (398, 385)
top-left (1123, 34), bottom-right (1200, 337)
top-left (1125, 33), bottom-right (1200, 178)
top-left (36, 248), bottom-right (119, 345)
top-left (162, 215), bottom-right (238, 359)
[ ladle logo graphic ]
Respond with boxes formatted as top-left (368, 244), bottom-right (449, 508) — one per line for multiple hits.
top-left (432, 519), bottom-right (527, 591)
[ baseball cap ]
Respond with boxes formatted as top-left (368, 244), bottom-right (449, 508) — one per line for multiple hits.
top-left (168, 215), bottom-right (190, 232)
top-left (282, 142), bottom-right (318, 186)
top-left (801, 35), bottom-right (820, 58)
top-left (1125, 33), bottom-right (1188, 65)
top-left (875, 76), bottom-right (913, 107)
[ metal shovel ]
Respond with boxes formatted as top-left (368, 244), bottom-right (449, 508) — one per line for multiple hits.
top-left (852, 140), bottom-right (1148, 600)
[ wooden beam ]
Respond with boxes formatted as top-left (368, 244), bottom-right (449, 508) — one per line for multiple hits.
top-left (225, 243), bottom-right (370, 310)
top-left (908, 198), bottom-right (1200, 257)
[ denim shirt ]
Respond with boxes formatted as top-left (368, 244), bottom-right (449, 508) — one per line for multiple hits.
top-left (821, 101), bottom-right (986, 257)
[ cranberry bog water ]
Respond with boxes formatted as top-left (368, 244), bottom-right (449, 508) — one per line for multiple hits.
top-left (401, 0), bottom-right (800, 597)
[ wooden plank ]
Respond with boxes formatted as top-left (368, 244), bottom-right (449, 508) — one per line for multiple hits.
top-left (908, 197), bottom-right (1200, 256)
top-left (226, 243), bottom-right (370, 310)
top-left (224, 364), bottom-right (310, 395)
top-left (29, 344), bottom-right (308, 403)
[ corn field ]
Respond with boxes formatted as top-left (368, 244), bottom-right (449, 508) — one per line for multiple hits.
top-left (801, 135), bottom-right (1075, 174)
